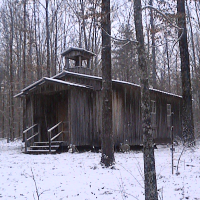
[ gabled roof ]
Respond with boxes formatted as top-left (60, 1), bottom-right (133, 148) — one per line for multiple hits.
top-left (52, 70), bottom-right (102, 81)
top-left (15, 70), bottom-right (182, 99)
top-left (53, 70), bottom-right (182, 99)
top-left (61, 47), bottom-right (96, 58)
top-left (15, 77), bottom-right (93, 97)
top-left (53, 70), bottom-right (141, 87)
top-left (149, 88), bottom-right (182, 98)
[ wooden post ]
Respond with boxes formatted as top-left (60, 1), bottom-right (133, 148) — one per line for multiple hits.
top-left (38, 124), bottom-right (41, 142)
top-left (24, 131), bottom-right (27, 153)
top-left (62, 122), bottom-right (64, 141)
top-left (49, 130), bottom-right (51, 153)
top-left (171, 112), bottom-right (174, 174)
top-left (65, 57), bottom-right (69, 69)
top-left (79, 56), bottom-right (82, 66)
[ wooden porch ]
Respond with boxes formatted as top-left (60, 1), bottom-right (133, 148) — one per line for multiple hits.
top-left (23, 121), bottom-right (69, 154)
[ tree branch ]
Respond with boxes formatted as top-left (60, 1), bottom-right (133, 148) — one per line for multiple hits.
top-left (142, 5), bottom-right (183, 31)
top-left (101, 26), bottom-right (138, 44)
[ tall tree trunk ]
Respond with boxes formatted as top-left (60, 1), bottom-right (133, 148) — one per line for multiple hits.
top-left (175, 52), bottom-right (179, 94)
top-left (101, 0), bottom-right (114, 167)
top-left (165, 33), bottom-right (171, 92)
top-left (22, 0), bottom-right (27, 140)
top-left (46, 0), bottom-right (50, 77)
top-left (33, 0), bottom-right (41, 80)
top-left (186, 1), bottom-right (198, 118)
top-left (23, 0), bottom-right (26, 88)
top-left (22, 0), bottom-right (27, 141)
top-left (177, 0), bottom-right (195, 145)
top-left (54, 0), bottom-right (58, 75)
top-left (9, 5), bottom-right (15, 141)
top-left (186, 1), bottom-right (196, 80)
top-left (80, 0), bottom-right (88, 50)
top-left (133, 0), bottom-right (158, 199)
top-left (149, 0), bottom-right (157, 88)
top-left (2, 83), bottom-right (5, 138)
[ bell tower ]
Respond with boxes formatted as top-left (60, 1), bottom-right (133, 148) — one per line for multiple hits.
top-left (61, 47), bottom-right (96, 75)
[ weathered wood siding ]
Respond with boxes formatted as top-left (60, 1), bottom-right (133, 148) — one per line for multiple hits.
top-left (150, 90), bottom-right (182, 143)
top-left (93, 91), bottom-right (102, 146)
top-left (33, 91), bottom-right (70, 142)
top-left (112, 84), bottom-right (142, 146)
top-left (33, 94), bottom-right (57, 141)
top-left (25, 96), bottom-right (34, 142)
top-left (69, 88), bottom-right (96, 146)
top-left (26, 96), bottom-right (33, 129)
top-left (56, 91), bottom-right (69, 142)
top-left (61, 73), bottom-right (102, 91)
top-left (23, 72), bottom-right (182, 147)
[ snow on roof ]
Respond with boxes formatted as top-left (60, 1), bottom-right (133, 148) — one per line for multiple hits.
top-left (149, 88), bottom-right (182, 98)
top-left (14, 77), bottom-right (47, 97)
top-left (61, 47), bottom-right (96, 57)
top-left (15, 70), bottom-right (182, 99)
top-left (15, 77), bottom-right (93, 97)
top-left (113, 79), bottom-right (141, 88)
top-left (53, 70), bottom-right (102, 81)
top-left (53, 71), bottom-right (139, 87)
top-left (53, 70), bottom-right (182, 98)
top-left (44, 77), bottom-right (93, 89)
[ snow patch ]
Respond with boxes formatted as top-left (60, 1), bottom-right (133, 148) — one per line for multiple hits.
top-left (0, 139), bottom-right (200, 199)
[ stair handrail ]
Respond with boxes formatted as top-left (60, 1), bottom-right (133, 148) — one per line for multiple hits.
top-left (48, 121), bottom-right (62, 132)
top-left (23, 124), bottom-right (38, 153)
top-left (48, 121), bottom-right (63, 153)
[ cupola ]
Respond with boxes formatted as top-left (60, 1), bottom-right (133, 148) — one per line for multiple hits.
top-left (61, 47), bottom-right (96, 75)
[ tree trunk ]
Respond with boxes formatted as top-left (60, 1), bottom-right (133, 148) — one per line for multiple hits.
top-left (33, 0), bottom-right (42, 80)
top-left (149, 0), bottom-right (157, 88)
top-left (9, 5), bottom-right (15, 141)
top-left (54, 0), bottom-right (58, 75)
top-left (101, 0), bottom-right (114, 167)
top-left (165, 33), bottom-right (171, 92)
top-left (23, 0), bottom-right (26, 88)
top-left (80, 0), bottom-right (88, 50)
top-left (46, 0), bottom-right (50, 77)
top-left (186, 1), bottom-right (198, 118)
top-left (177, 0), bottom-right (195, 145)
top-left (23, 0), bottom-right (27, 141)
top-left (133, 0), bottom-right (158, 199)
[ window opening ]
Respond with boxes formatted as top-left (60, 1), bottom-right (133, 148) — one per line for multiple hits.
top-left (151, 100), bottom-right (156, 114)
top-left (167, 104), bottom-right (171, 127)
top-left (167, 104), bottom-right (171, 116)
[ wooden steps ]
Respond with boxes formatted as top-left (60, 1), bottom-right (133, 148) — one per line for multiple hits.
top-left (30, 145), bottom-right (60, 148)
top-left (26, 149), bottom-right (57, 154)
top-left (25, 141), bottom-right (63, 154)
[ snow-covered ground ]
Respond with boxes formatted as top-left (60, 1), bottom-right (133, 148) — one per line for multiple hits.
top-left (0, 139), bottom-right (200, 200)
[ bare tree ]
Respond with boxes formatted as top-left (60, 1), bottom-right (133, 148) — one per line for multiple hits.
top-left (133, 0), bottom-right (158, 199)
top-left (149, 0), bottom-right (157, 88)
top-left (46, 0), bottom-right (50, 77)
top-left (22, 0), bottom-right (27, 87)
top-left (101, 0), bottom-right (115, 167)
top-left (164, 32), bottom-right (171, 92)
top-left (33, 0), bottom-right (42, 80)
top-left (177, 0), bottom-right (195, 145)
top-left (8, 1), bottom-right (15, 141)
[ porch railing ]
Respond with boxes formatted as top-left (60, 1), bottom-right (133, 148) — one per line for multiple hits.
top-left (23, 124), bottom-right (39, 153)
top-left (48, 121), bottom-right (64, 153)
